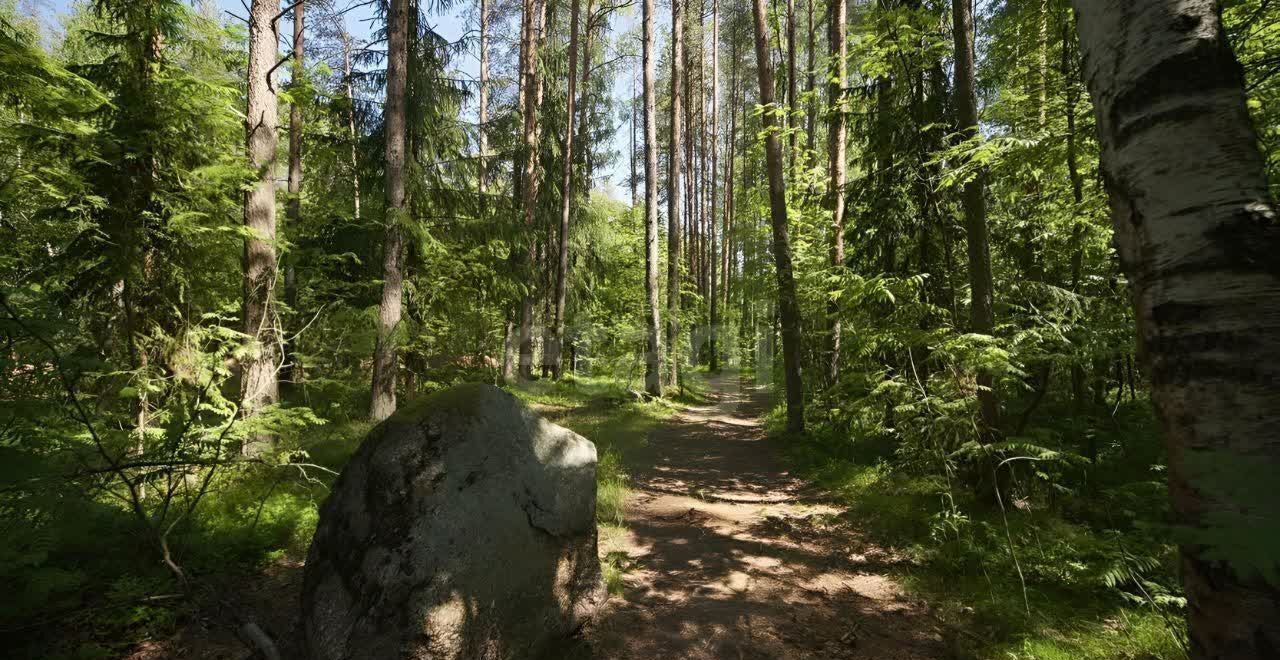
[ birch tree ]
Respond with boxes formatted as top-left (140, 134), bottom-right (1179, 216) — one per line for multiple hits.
top-left (1072, 0), bottom-right (1280, 655)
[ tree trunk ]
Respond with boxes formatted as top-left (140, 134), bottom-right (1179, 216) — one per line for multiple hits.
top-left (501, 317), bottom-right (517, 384)
top-left (342, 29), bottom-right (360, 222)
top-left (667, 0), bottom-right (684, 389)
top-left (370, 0), bottom-right (409, 422)
top-left (282, 0), bottom-right (305, 392)
top-left (242, 0), bottom-right (282, 453)
top-left (517, 0), bottom-right (548, 380)
top-left (709, 0), bottom-right (720, 373)
top-left (751, 0), bottom-right (804, 433)
top-left (1062, 11), bottom-right (1087, 412)
top-left (550, 0), bottom-right (582, 380)
top-left (825, 0), bottom-right (846, 385)
top-left (786, 0), bottom-right (797, 162)
top-left (805, 0), bottom-right (816, 155)
top-left (1073, 2), bottom-right (1280, 655)
top-left (685, 27), bottom-right (696, 313)
top-left (630, 70), bottom-right (638, 206)
top-left (722, 63), bottom-right (737, 315)
top-left (951, 0), bottom-right (998, 433)
top-left (723, 36), bottom-right (740, 314)
top-left (479, 0), bottom-right (490, 194)
top-left (578, 0), bottom-right (595, 173)
top-left (642, 0), bottom-right (663, 397)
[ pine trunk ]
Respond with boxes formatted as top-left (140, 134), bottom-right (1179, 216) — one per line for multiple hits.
top-left (667, 0), bottom-right (684, 389)
top-left (805, 0), bottom-right (816, 154)
top-left (370, 0), bottom-right (409, 422)
top-left (951, 0), bottom-right (998, 433)
top-left (342, 30), bottom-right (360, 222)
top-left (709, 0), bottom-right (720, 373)
top-left (786, 0), bottom-right (797, 162)
top-left (517, 0), bottom-right (547, 380)
top-left (479, 0), bottom-right (490, 194)
top-left (825, 0), bottom-right (846, 385)
top-left (242, 0), bottom-right (282, 452)
top-left (550, 0), bottom-right (582, 380)
top-left (751, 0), bottom-right (804, 434)
top-left (282, 0), bottom-right (305, 391)
top-left (642, 0), bottom-right (663, 397)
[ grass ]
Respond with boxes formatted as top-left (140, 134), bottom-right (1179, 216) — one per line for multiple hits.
top-left (511, 373), bottom-right (693, 526)
top-left (513, 371), bottom-right (711, 599)
top-left (782, 444), bottom-right (1186, 660)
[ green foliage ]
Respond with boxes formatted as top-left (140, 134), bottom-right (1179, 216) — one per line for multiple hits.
top-left (4, 0), bottom-right (1279, 655)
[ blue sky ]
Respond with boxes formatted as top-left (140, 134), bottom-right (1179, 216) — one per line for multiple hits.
top-left (28, 0), bottom-right (636, 199)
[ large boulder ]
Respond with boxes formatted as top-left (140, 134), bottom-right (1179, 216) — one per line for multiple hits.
top-left (301, 384), bottom-right (605, 660)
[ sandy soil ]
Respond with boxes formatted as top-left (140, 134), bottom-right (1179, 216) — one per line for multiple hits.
top-left (558, 373), bottom-right (947, 660)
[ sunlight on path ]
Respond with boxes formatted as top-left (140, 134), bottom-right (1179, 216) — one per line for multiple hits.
top-left (560, 373), bottom-right (947, 660)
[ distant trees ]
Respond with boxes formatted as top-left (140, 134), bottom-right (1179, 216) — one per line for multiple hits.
top-left (9, 0), bottom-right (1280, 654)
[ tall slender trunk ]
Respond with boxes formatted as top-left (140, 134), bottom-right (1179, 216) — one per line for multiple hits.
top-left (1061, 12), bottom-right (1086, 411)
top-left (708, 0), bottom-right (720, 372)
top-left (699, 55), bottom-right (709, 306)
top-left (242, 0), bottom-right (282, 451)
top-left (667, 0), bottom-right (684, 388)
top-left (684, 31), bottom-right (695, 308)
top-left (1072, 1), bottom-right (1280, 655)
top-left (282, 0), bottom-right (305, 392)
top-left (786, 0), bottom-right (797, 164)
top-left (642, 0), bottom-right (663, 397)
top-left (751, 0), bottom-right (804, 433)
top-left (550, 0), bottom-right (582, 380)
top-left (479, 0), bottom-right (490, 194)
top-left (1037, 0), bottom-right (1049, 129)
top-left (501, 317), bottom-right (516, 383)
top-left (874, 75), bottom-right (894, 272)
top-left (722, 47), bottom-right (738, 314)
top-left (578, 0), bottom-right (595, 173)
top-left (342, 30), bottom-right (360, 221)
top-left (804, 0), bottom-right (816, 154)
top-left (370, 0), bottom-right (409, 422)
top-left (630, 70), bottom-right (638, 206)
top-left (951, 0), bottom-right (997, 433)
top-left (825, 0), bottom-right (846, 385)
top-left (535, 2), bottom-right (555, 379)
top-left (517, 0), bottom-right (548, 380)
top-left (693, 46), bottom-right (705, 316)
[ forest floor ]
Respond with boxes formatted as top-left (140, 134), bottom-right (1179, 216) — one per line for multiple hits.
top-left (555, 372), bottom-right (950, 660)
top-left (132, 372), bottom-right (957, 660)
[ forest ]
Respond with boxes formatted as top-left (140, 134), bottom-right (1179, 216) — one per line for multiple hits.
top-left (2, 0), bottom-right (1279, 658)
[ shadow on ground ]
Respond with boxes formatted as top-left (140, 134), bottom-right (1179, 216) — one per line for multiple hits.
top-left (549, 373), bottom-right (948, 660)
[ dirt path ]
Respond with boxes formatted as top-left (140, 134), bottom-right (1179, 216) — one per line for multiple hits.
top-left (566, 373), bottom-right (947, 660)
